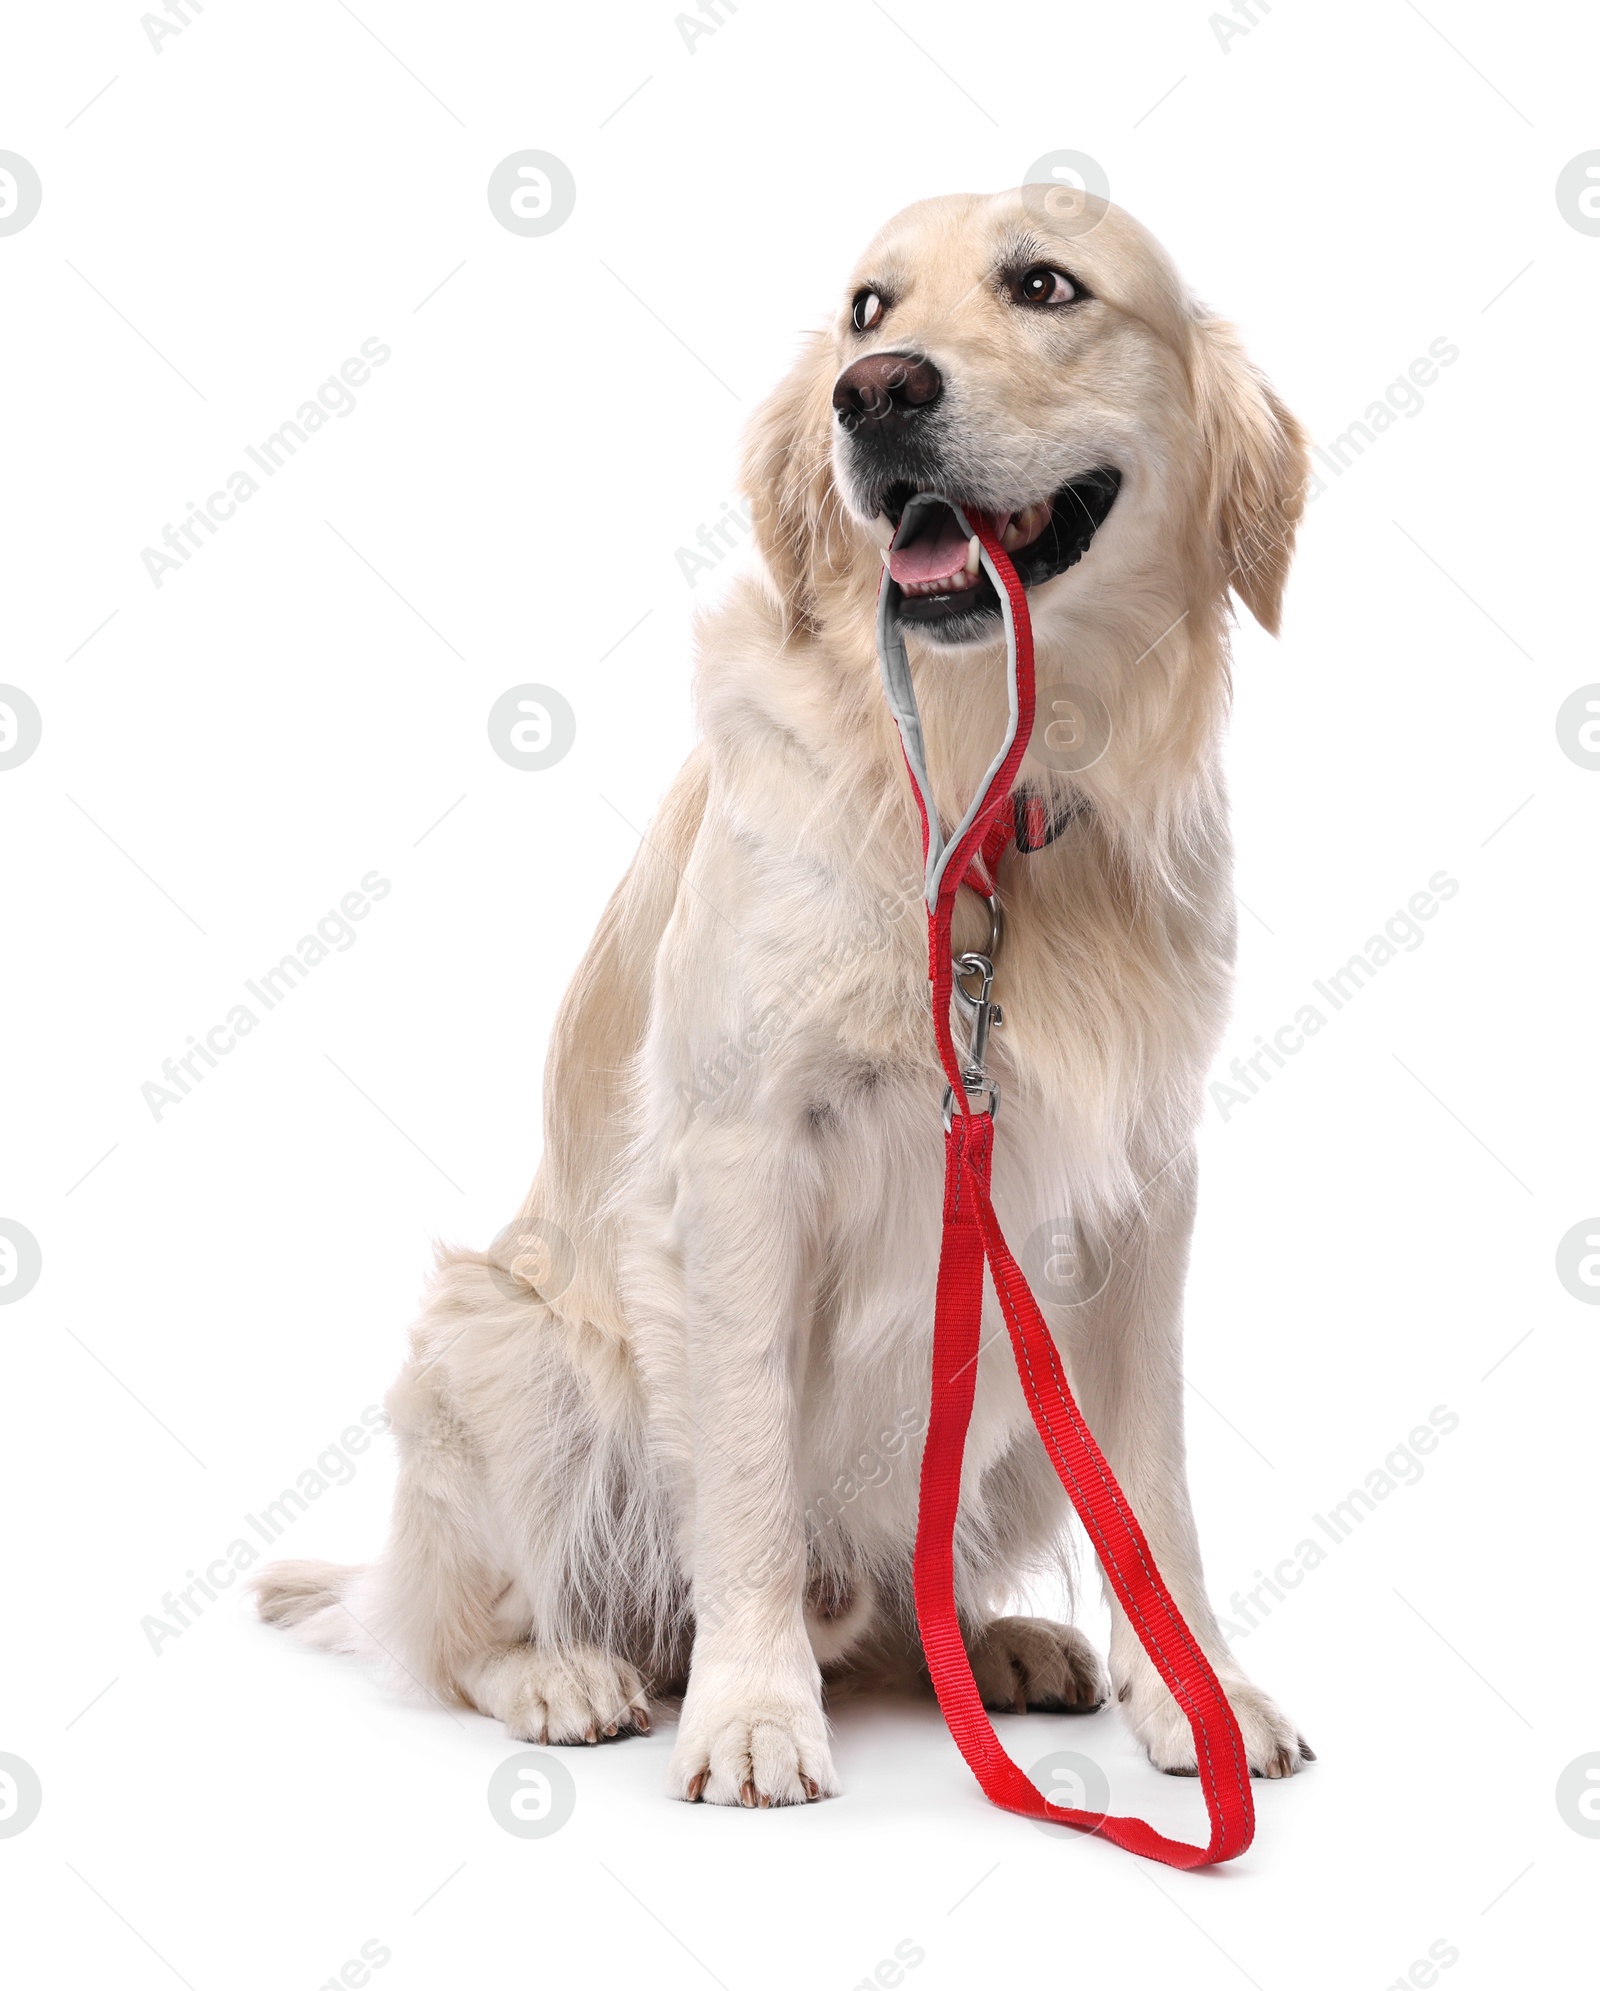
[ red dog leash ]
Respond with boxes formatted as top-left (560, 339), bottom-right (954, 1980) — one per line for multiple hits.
top-left (876, 499), bottom-right (1255, 1867)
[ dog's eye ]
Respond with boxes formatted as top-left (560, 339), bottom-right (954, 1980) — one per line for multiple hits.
top-left (852, 289), bottom-right (885, 332)
top-left (1017, 265), bottom-right (1078, 307)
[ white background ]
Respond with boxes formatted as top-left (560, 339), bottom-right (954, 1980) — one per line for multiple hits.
top-left (2, 1), bottom-right (1596, 1985)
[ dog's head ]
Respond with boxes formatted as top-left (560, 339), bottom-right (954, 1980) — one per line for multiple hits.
top-left (740, 190), bottom-right (1309, 648)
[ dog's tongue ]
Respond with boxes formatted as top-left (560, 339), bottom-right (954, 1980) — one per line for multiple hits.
top-left (888, 503), bottom-right (976, 587)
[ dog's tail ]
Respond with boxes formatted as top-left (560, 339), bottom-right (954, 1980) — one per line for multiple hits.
top-left (250, 1558), bottom-right (376, 1658)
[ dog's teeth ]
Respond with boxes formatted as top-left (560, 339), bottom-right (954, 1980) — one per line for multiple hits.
top-left (1001, 502), bottom-right (1049, 552)
top-left (966, 534), bottom-right (980, 575)
top-left (880, 547), bottom-right (893, 571)
top-left (865, 514), bottom-right (895, 548)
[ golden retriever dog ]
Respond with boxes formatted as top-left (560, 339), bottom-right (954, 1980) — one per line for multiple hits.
top-left (254, 187), bottom-right (1313, 1808)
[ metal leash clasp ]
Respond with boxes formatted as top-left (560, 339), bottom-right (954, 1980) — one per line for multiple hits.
top-left (941, 891), bottom-right (1004, 1130)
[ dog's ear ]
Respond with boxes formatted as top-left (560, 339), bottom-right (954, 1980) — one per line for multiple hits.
top-left (1188, 314), bottom-right (1310, 635)
top-left (739, 331), bottom-right (839, 635)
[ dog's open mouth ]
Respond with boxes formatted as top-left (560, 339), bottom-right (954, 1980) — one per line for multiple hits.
top-left (877, 468), bottom-right (1121, 628)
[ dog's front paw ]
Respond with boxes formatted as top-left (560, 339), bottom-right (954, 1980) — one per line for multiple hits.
top-left (668, 1669), bottom-right (838, 1807)
top-left (968, 1616), bottom-right (1109, 1714)
top-left (1122, 1664), bottom-right (1312, 1780)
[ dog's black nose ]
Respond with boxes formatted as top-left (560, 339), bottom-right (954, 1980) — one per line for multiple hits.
top-left (832, 352), bottom-right (943, 425)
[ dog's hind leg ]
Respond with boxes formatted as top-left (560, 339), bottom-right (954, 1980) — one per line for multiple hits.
top-left (252, 1356), bottom-right (507, 1707)
top-left (375, 1358), bottom-right (655, 1740)
top-left (255, 1250), bottom-right (672, 1747)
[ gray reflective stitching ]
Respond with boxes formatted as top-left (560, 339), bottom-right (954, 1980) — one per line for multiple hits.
top-left (874, 493), bottom-right (1021, 909)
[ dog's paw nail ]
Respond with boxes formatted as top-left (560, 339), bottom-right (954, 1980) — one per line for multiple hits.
top-left (1297, 1736), bottom-right (1316, 1762)
top-left (757, 1792), bottom-right (772, 1809)
top-left (602, 1722), bottom-right (619, 1737)
top-left (686, 1770), bottom-right (708, 1802)
top-left (584, 1724), bottom-right (599, 1745)
top-left (634, 1709), bottom-right (652, 1734)
top-left (739, 1779), bottom-right (757, 1808)
top-left (800, 1774), bottom-right (820, 1801)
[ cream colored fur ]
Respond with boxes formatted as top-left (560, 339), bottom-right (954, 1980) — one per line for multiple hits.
top-left (254, 190), bottom-right (1312, 1806)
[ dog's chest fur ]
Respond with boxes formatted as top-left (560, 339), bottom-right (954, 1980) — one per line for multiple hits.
top-left (582, 596), bottom-right (1233, 1542)
top-left (656, 597), bottom-right (1233, 1222)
